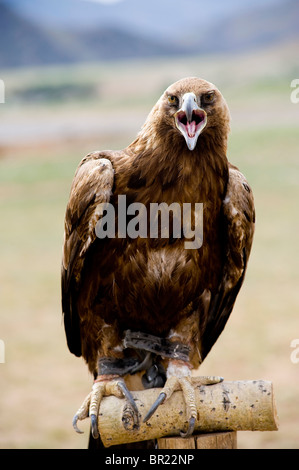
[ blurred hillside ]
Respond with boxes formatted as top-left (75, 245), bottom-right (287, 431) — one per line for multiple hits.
top-left (0, 0), bottom-right (298, 68)
top-left (0, 2), bottom-right (182, 67)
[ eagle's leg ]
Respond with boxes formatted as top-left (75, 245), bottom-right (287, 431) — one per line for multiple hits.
top-left (73, 372), bottom-right (139, 439)
top-left (143, 359), bottom-right (223, 438)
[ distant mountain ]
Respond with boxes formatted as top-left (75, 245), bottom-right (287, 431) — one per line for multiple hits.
top-left (5, 0), bottom-right (283, 40)
top-left (199, 0), bottom-right (299, 53)
top-left (0, 4), bottom-right (72, 67)
top-left (0, 3), bottom-right (185, 68)
top-left (0, 0), bottom-right (298, 69)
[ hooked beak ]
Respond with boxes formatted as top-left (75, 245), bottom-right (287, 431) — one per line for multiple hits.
top-left (175, 92), bottom-right (207, 151)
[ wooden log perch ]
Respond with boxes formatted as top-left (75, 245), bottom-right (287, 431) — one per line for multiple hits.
top-left (98, 380), bottom-right (278, 447)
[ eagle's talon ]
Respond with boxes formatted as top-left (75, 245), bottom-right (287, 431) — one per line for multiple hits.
top-left (72, 391), bottom-right (91, 434)
top-left (117, 380), bottom-right (139, 416)
top-left (72, 414), bottom-right (84, 434)
top-left (144, 361), bottom-right (201, 437)
top-left (180, 416), bottom-right (196, 438)
top-left (90, 414), bottom-right (99, 439)
top-left (72, 376), bottom-right (140, 437)
top-left (143, 392), bottom-right (166, 422)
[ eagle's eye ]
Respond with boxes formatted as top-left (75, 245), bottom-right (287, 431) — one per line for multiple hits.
top-left (202, 91), bottom-right (215, 105)
top-left (168, 95), bottom-right (179, 106)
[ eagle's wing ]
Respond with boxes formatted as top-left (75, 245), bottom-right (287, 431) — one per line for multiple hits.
top-left (61, 152), bottom-right (114, 357)
top-left (200, 163), bottom-right (255, 359)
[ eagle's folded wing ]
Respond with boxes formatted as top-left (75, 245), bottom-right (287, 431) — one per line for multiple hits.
top-left (201, 163), bottom-right (255, 359)
top-left (61, 153), bottom-right (114, 356)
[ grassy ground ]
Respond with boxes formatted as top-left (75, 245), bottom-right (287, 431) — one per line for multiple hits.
top-left (0, 43), bottom-right (299, 448)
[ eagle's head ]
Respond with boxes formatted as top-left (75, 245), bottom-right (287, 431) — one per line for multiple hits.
top-left (151, 77), bottom-right (230, 151)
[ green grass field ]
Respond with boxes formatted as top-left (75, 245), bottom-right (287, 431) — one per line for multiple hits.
top-left (0, 44), bottom-right (299, 448)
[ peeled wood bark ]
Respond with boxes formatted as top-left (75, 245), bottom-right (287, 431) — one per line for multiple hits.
top-left (98, 380), bottom-right (278, 448)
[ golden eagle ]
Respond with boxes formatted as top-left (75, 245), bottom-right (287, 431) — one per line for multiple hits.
top-left (61, 77), bottom-right (255, 446)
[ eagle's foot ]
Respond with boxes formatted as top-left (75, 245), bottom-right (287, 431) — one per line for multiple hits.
top-left (143, 360), bottom-right (223, 438)
top-left (72, 375), bottom-right (138, 439)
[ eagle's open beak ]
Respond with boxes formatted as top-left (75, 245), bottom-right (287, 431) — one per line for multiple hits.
top-left (175, 92), bottom-right (207, 151)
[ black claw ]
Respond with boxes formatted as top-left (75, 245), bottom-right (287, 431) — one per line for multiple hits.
top-left (142, 363), bottom-right (166, 389)
top-left (180, 416), bottom-right (196, 438)
top-left (117, 381), bottom-right (139, 415)
top-left (143, 392), bottom-right (166, 422)
top-left (146, 364), bottom-right (159, 382)
top-left (72, 414), bottom-right (84, 434)
top-left (91, 414), bottom-right (99, 439)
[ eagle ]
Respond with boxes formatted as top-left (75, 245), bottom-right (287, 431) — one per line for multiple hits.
top-left (61, 77), bottom-right (255, 446)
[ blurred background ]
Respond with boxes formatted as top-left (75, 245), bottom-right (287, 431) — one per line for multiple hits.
top-left (0, 0), bottom-right (298, 449)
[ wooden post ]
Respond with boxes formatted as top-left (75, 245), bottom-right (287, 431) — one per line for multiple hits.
top-left (157, 431), bottom-right (237, 449)
top-left (97, 380), bottom-right (278, 448)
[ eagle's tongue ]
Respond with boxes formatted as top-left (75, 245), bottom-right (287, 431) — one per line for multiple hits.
top-left (186, 121), bottom-right (196, 138)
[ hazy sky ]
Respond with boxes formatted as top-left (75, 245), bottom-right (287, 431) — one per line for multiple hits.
top-left (6, 0), bottom-right (285, 40)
